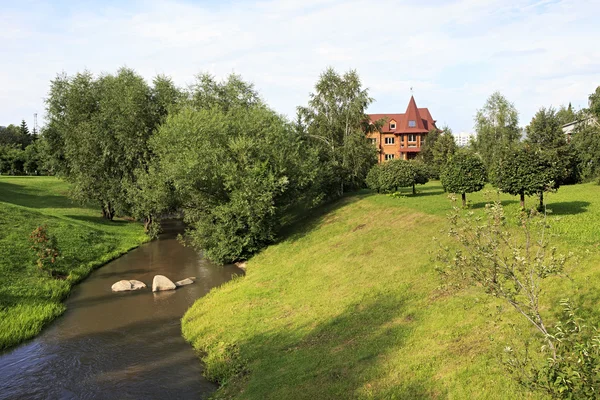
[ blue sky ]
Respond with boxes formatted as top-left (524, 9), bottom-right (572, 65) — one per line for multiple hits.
top-left (1, 0), bottom-right (599, 133)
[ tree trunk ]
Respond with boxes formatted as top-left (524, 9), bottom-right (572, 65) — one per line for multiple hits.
top-left (520, 192), bottom-right (525, 209)
top-left (144, 215), bottom-right (153, 233)
top-left (101, 202), bottom-right (114, 220)
top-left (412, 183), bottom-right (416, 195)
top-left (461, 192), bottom-right (466, 208)
top-left (539, 192), bottom-right (544, 211)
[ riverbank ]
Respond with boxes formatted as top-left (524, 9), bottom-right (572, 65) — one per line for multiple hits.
top-left (182, 181), bottom-right (600, 399)
top-left (0, 176), bottom-right (148, 350)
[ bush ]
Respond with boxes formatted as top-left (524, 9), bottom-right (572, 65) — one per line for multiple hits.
top-left (29, 225), bottom-right (61, 274)
top-left (366, 160), bottom-right (428, 194)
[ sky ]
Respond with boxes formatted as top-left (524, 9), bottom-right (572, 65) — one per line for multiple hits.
top-left (1, 0), bottom-right (599, 134)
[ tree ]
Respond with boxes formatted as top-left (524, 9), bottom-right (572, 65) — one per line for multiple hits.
top-left (151, 75), bottom-right (321, 263)
top-left (589, 86), bottom-right (600, 120)
top-left (44, 68), bottom-right (177, 219)
top-left (440, 151), bottom-right (487, 207)
top-left (556, 103), bottom-right (577, 126)
top-left (432, 127), bottom-right (458, 172)
top-left (526, 107), bottom-right (579, 185)
top-left (526, 107), bottom-right (566, 149)
top-left (366, 159), bottom-right (428, 194)
top-left (438, 200), bottom-right (600, 398)
top-left (0, 124), bottom-right (30, 149)
top-left (298, 68), bottom-right (377, 197)
top-left (494, 145), bottom-right (562, 209)
top-left (474, 92), bottom-right (521, 172)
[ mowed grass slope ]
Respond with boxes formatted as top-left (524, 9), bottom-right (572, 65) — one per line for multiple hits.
top-left (182, 182), bottom-right (600, 399)
top-left (0, 176), bottom-right (147, 350)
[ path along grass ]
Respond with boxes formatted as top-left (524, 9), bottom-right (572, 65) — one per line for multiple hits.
top-left (182, 182), bottom-right (600, 399)
top-left (0, 176), bottom-right (147, 350)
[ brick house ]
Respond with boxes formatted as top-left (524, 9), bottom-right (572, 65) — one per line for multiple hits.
top-left (366, 96), bottom-right (438, 163)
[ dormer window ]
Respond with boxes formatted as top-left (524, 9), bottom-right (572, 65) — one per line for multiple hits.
top-left (408, 120), bottom-right (416, 128)
top-left (390, 122), bottom-right (396, 130)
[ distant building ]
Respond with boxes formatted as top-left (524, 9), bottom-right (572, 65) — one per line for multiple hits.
top-left (454, 132), bottom-right (474, 147)
top-left (366, 96), bottom-right (438, 163)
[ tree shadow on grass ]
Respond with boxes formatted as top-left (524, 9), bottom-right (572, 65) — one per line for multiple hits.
top-left (218, 292), bottom-right (443, 399)
top-left (0, 181), bottom-right (76, 209)
top-left (546, 201), bottom-right (591, 216)
top-left (64, 214), bottom-right (130, 226)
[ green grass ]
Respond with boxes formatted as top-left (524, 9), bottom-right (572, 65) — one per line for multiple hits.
top-left (0, 176), bottom-right (148, 350)
top-left (182, 181), bottom-right (600, 399)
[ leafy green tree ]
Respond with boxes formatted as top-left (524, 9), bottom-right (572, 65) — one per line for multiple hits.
top-left (366, 159), bottom-right (428, 194)
top-left (474, 92), bottom-right (521, 172)
top-left (526, 107), bottom-right (579, 185)
top-left (589, 86), bottom-right (600, 119)
top-left (45, 68), bottom-right (177, 219)
top-left (151, 75), bottom-right (321, 263)
top-left (432, 127), bottom-right (458, 172)
top-left (526, 107), bottom-right (566, 148)
top-left (438, 199), bottom-right (600, 399)
top-left (571, 122), bottom-right (600, 181)
top-left (494, 146), bottom-right (562, 209)
top-left (440, 151), bottom-right (486, 207)
top-left (298, 68), bottom-right (377, 197)
top-left (556, 103), bottom-right (577, 126)
top-left (0, 124), bottom-right (30, 149)
top-left (0, 144), bottom-right (25, 175)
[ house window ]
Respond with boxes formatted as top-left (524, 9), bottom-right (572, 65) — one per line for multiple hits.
top-left (408, 134), bottom-right (417, 142)
top-left (390, 122), bottom-right (396, 130)
top-left (385, 154), bottom-right (395, 160)
top-left (384, 137), bottom-right (395, 145)
top-left (408, 120), bottom-right (416, 127)
top-left (368, 138), bottom-right (377, 145)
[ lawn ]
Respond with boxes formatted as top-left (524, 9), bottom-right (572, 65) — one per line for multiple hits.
top-left (0, 176), bottom-right (147, 350)
top-left (182, 181), bottom-right (600, 399)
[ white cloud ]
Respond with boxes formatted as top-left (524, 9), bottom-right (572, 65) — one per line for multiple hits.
top-left (0, 0), bottom-right (598, 132)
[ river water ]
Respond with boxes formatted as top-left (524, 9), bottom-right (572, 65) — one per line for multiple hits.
top-left (0, 224), bottom-right (242, 400)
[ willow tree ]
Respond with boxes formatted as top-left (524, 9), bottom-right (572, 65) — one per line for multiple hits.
top-left (298, 68), bottom-right (377, 197)
top-left (44, 69), bottom-right (182, 219)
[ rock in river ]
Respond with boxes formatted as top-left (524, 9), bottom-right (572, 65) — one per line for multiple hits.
top-left (152, 275), bottom-right (177, 292)
top-left (111, 280), bottom-right (147, 292)
top-left (175, 277), bottom-right (195, 287)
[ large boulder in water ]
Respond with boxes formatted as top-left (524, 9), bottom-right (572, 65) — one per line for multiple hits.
top-left (175, 277), bottom-right (195, 287)
top-left (111, 279), bottom-right (147, 292)
top-left (129, 280), bottom-right (147, 290)
top-left (152, 275), bottom-right (177, 292)
top-left (112, 280), bottom-right (132, 292)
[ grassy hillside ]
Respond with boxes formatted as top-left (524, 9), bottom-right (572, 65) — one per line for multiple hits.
top-left (182, 182), bottom-right (600, 399)
top-left (0, 176), bottom-right (147, 350)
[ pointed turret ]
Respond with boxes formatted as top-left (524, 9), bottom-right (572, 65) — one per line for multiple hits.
top-left (403, 96), bottom-right (428, 132)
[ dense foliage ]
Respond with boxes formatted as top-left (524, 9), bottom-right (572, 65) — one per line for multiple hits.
top-left (150, 75), bottom-right (322, 263)
top-left (0, 121), bottom-right (46, 175)
top-left (494, 146), bottom-right (563, 209)
top-left (298, 68), bottom-right (377, 197)
top-left (474, 92), bottom-right (521, 174)
top-left (440, 151), bottom-right (486, 206)
top-left (44, 69), bottom-right (181, 219)
top-left (366, 160), bottom-right (429, 194)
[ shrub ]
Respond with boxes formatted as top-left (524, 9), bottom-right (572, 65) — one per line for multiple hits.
top-left (29, 225), bottom-right (61, 274)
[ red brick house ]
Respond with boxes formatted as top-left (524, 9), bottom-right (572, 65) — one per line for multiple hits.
top-left (366, 96), bottom-right (438, 163)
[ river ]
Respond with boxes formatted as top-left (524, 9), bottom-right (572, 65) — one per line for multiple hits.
top-left (0, 223), bottom-right (243, 400)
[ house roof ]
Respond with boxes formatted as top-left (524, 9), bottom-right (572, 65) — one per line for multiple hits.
top-left (368, 96), bottom-right (436, 134)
